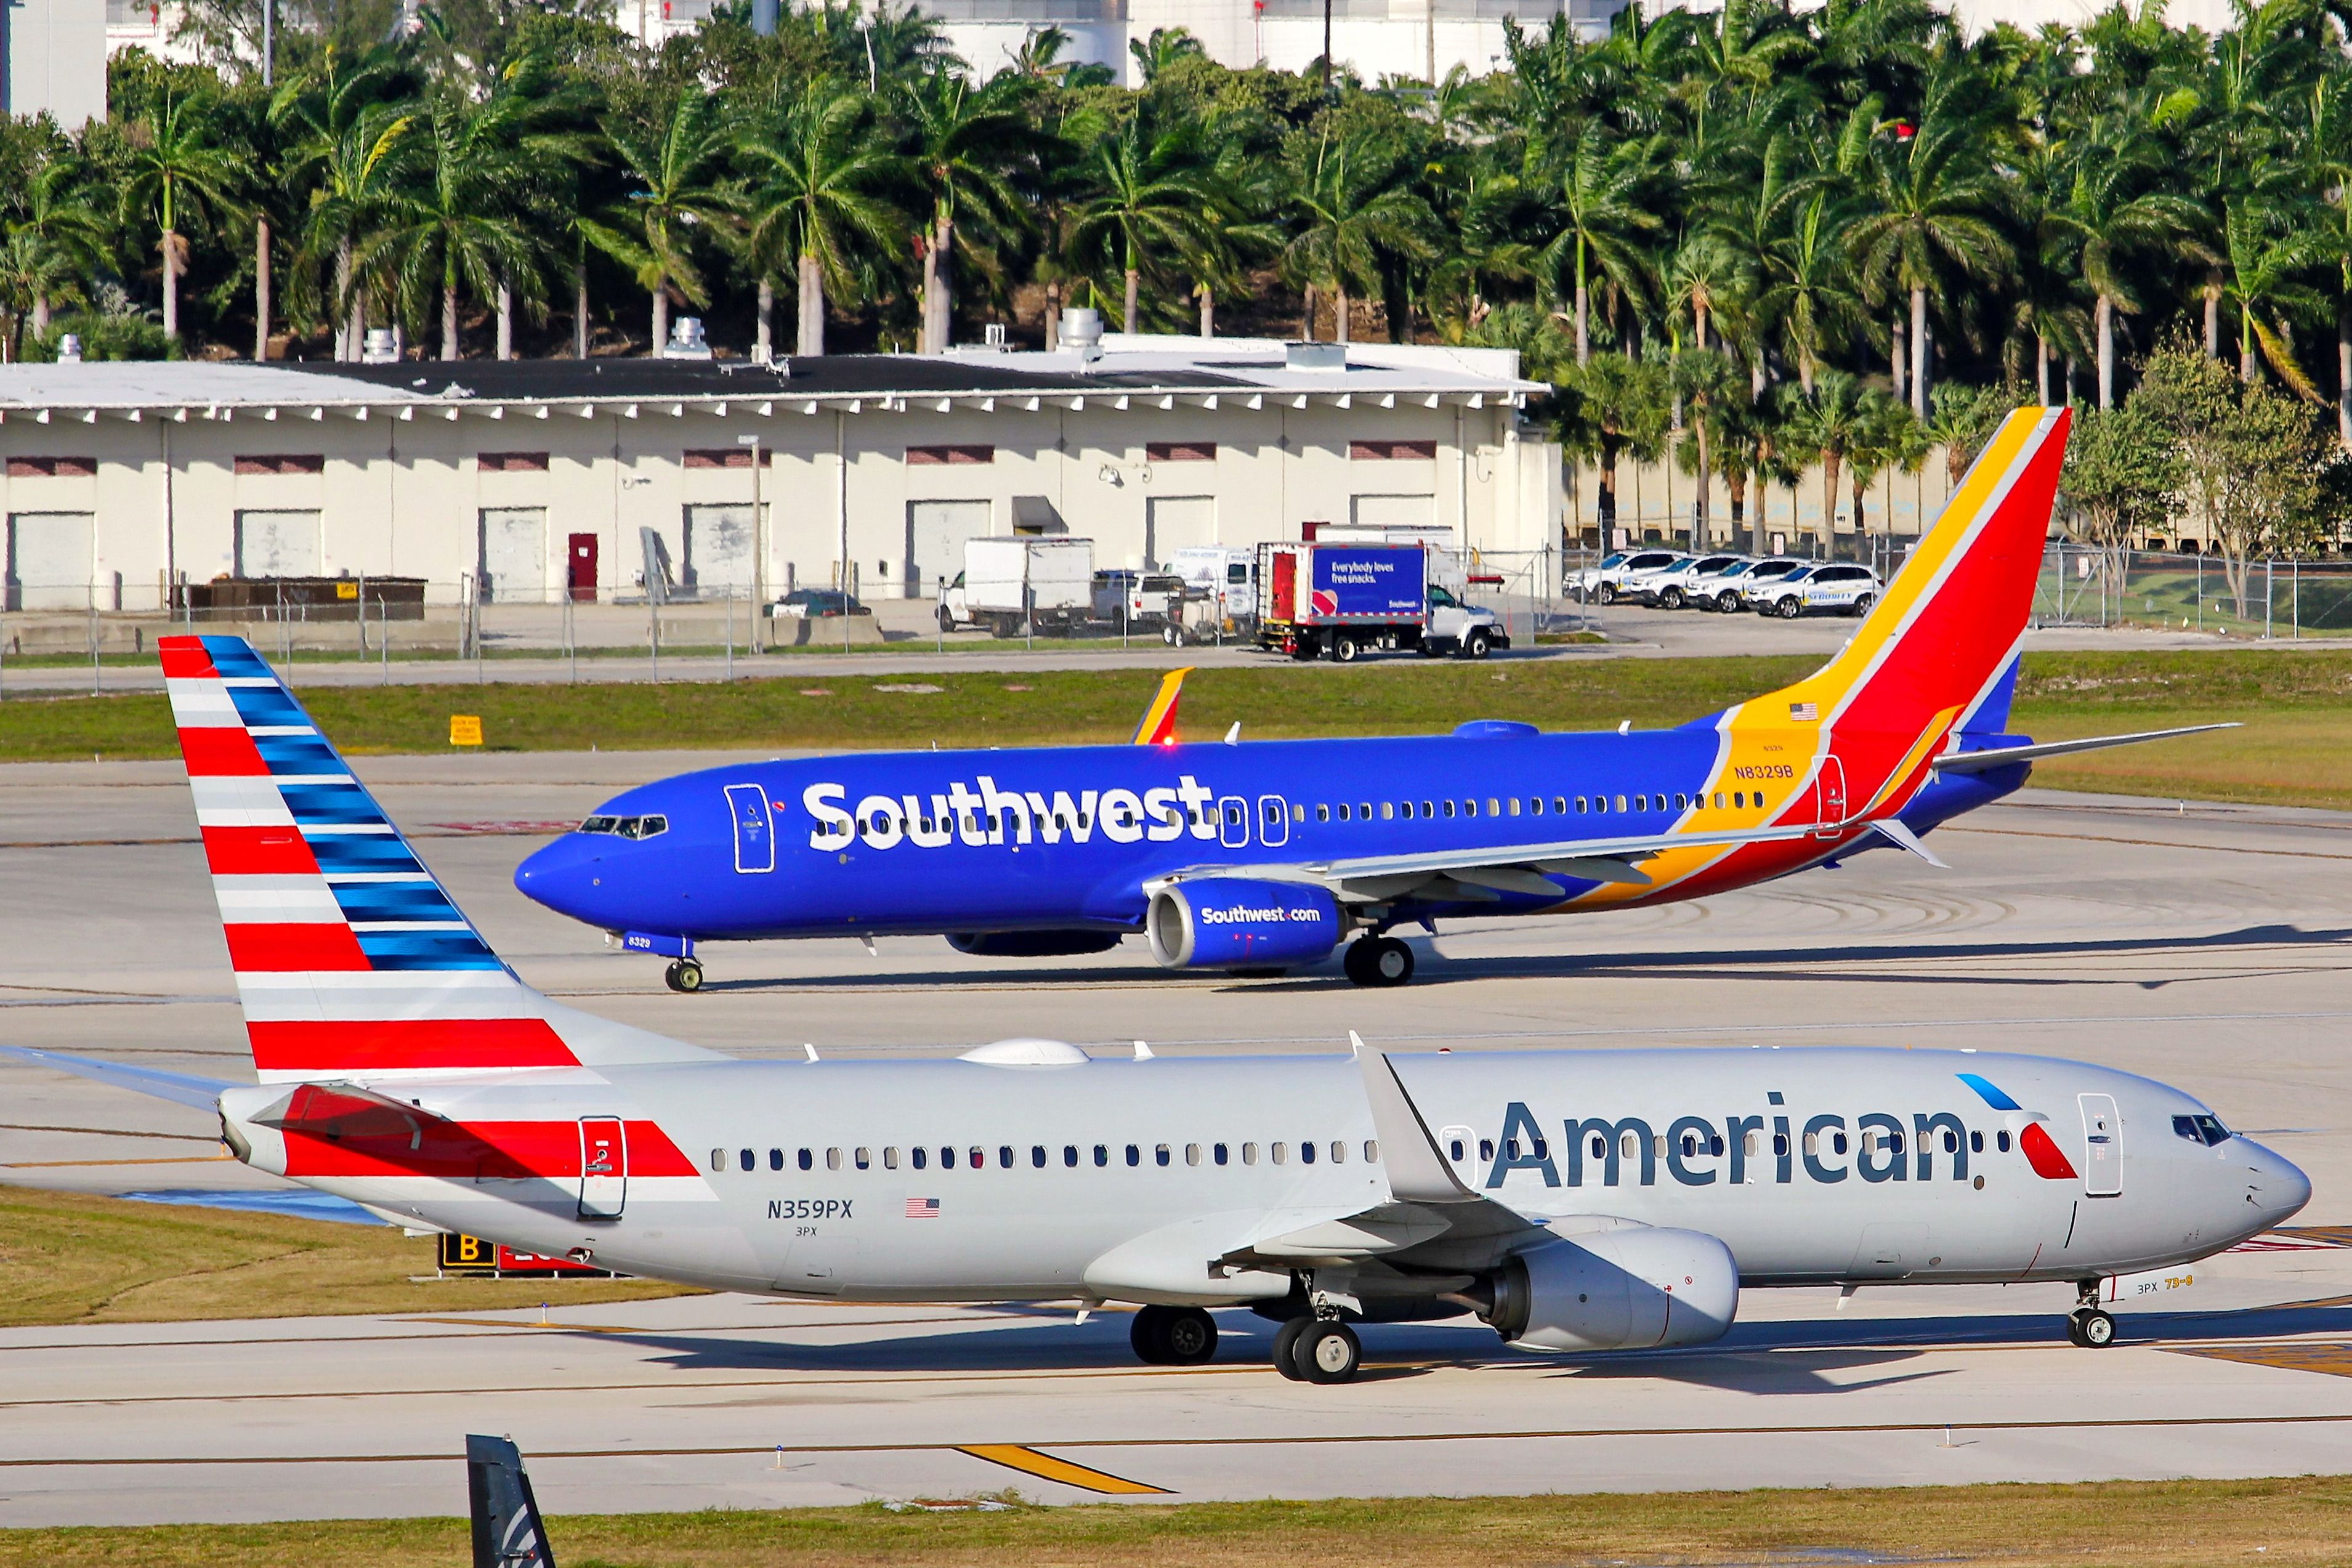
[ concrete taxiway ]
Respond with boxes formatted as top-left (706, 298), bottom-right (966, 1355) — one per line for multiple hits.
top-left (2, 752), bottom-right (2350, 1522)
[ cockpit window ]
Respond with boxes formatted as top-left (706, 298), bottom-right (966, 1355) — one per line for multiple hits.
top-left (2173, 1113), bottom-right (2231, 1146)
top-left (578, 814), bottom-right (669, 840)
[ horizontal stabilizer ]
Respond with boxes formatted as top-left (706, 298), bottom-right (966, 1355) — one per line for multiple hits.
top-left (0, 1046), bottom-right (235, 1110)
top-left (1866, 817), bottom-right (1950, 868)
top-left (249, 1081), bottom-right (451, 1142)
top-left (1935, 724), bottom-right (2238, 775)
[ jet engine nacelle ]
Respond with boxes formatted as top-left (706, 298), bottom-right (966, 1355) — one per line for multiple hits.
top-left (1482, 1227), bottom-right (1739, 1352)
top-left (1146, 878), bottom-right (1343, 970)
top-left (945, 931), bottom-right (1125, 958)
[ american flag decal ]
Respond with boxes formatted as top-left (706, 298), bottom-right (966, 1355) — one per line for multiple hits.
top-left (1788, 701), bottom-right (1819, 721)
top-left (905, 1197), bottom-right (940, 1219)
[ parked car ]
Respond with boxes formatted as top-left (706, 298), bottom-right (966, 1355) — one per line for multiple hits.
top-left (1569, 549), bottom-right (1680, 604)
top-left (1752, 563), bottom-right (1882, 618)
top-left (1704, 556), bottom-right (1805, 613)
top-left (772, 588), bottom-right (869, 618)
top-left (1648, 553), bottom-right (1749, 609)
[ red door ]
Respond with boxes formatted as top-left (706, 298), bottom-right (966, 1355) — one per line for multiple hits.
top-left (568, 534), bottom-right (599, 602)
top-left (1270, 551), bottom-right (1298, 621)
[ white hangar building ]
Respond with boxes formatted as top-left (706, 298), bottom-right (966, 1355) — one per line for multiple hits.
top-left (0, 337), bottom-right (1558, 614)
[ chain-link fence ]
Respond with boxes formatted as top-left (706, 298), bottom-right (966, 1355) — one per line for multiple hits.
top-left (2032, 546), bottom-right (2352, 637)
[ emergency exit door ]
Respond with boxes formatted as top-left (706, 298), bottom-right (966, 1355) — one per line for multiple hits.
top-left (578, 1117), bottom-right (627, 1219)
top-left (2079, 1094), bottom-right (2121, 1197)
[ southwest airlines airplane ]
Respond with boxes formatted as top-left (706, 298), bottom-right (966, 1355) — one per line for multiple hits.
top-left (516, 408), bottom-right (2222, 992)
top-left (6, 618), bottom-right (2306, 1380)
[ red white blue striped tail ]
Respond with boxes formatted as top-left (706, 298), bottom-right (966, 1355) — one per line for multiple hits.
top-left (161, 635), bottom-right (713, 1084)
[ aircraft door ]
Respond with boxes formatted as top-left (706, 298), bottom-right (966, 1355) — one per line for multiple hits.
top-left (724, 783), bottom-right (776, 873)
top-left (578, 1117), bottom-right (627, 1220)
top-left (1257, 794), bottom-right (1290, 847)
top-left (1811, 755), bottom-right (1849, 835)
top-left (2079, 1093), bottom-right (2121, 1197)
top-left (1217, 796), bottom-right (1251, 849)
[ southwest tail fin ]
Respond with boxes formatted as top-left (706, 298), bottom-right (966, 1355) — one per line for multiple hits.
top-left (1728, 406), bottom-right (2071, 816)
top-left (161, 635), bottom-right (714, 1083)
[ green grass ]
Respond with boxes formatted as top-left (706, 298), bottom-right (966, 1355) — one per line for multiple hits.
top-left (0, 1186), bottom-right (691, 1327)
top-left (7, 1477), bottom-right (2352, 1566)
top-left (1, 649), bottom-right (2346, 807)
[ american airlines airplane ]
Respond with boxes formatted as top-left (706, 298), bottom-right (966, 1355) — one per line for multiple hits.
top-left (7, 592), bottom-right (2309, 1378)
top-left (515, 407), bottom-right (2224, 992)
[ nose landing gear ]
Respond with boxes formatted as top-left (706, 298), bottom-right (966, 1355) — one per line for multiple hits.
top-left (2067, 1280), bottom-right (2117, 1347)
top-left (663, 958), bottom-right (705, 993)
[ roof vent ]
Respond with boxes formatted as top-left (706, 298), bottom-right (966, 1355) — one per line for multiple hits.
top-left (1286, 341), bottom-right (1346, 371)
top-left (55, 333), bottom-right (81, 364)
top-left (360, 328), bottom-right (399, 365)
top-left (959, 1038), bottom-right (1090, 1067)
top-left (662, 317), bottom-right (713, 360)
top-left (1062, 307), bottom-right (1103, 363)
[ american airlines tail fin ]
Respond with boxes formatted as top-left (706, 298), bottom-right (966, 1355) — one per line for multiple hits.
top-left (1724, 407), bottom-right (2071, 819)
top-left (161, 635), bottom-right (715, 1083)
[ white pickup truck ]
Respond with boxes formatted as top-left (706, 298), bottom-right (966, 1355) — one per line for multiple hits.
top-left (939, 537), bottom-right (1095, 636)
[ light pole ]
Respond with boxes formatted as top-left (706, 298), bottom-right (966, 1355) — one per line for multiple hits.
top-left (737, 431), bottom-right (764, 652)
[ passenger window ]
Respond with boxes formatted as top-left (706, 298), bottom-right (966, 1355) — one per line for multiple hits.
top-left (1744, 1130), bottom-right (1760, 1157)
top-left (1479, 1139), bottom-right (1494, 1160)
top-left (738, 1149), bottom-right (754, 1172)
top-left (883, 1147), bottom-right (899, 1170)
top-left (1186, 1143), bottom-right (1202, 1166)
top-left (1448, 1138), bottom-right (1465, 1160)
top-left (997, 1146), bottom-right (1011, 1168)
top-left (1272, 1142), bottom-right (1289, 1165)
top-left (1155, 1144), bottom-right (1171, 1166)
top-left (1533, 1138), bottom-right (1548, 1159)
top-left (1675, 793), bottom-right (1689, 810)
top-left (1890, 1132), bottom-right (1905, 1154)
top-left (912, 1147), bottom-right (929, 1170)
top-left (1505, 1138), bottom-right (1520, 1160)
top-left (1032, 1145), bottom-right (1047, 1168)
top-left (1507, 798), bottom-right (1521, 817)
top-left (1589, 1134), bottom-right (1606, 1158)
top-left (1094, 1144), bottom-right (1110, 1166)
top-left (767, 1148), bottom-right (783, 1171)
top-left (1774, 1133), bottom-right (1789, 1157)
top-left (1381, 802), bottom-right (1395, 820)
top-left (1833, 1131), bottom-right (1849, 1155)
top-left (709, 1147), bottom-right (725, 1173)
top-left (1554, 796), bottom-right (1569, 814)
top-left (1444, 801), bottom-right (1457, 818)
top-left (1317, 804), bottom-right (1330, 822)
top-left (1301, 1141), bottom-right (1316, 1165)
top-left (1364, 1140), bottom-right (1378, 1162)
top-left (1615, 794), bottom-right (1629, 812)
top-left (1942, 1131), bottom-right (1958, 1154)
top-left (798, 1148), bottom-right (813, 1171)
top-left (1997, 1130), bottom-right (2012, 1152)
top-left (1970, 1131), bottom-right (1983, 1154)
top-left (1330, 1140), bottom-right (1347, 1164)
top-left (826, 1147), bottom-right (843, 1171)
top-left (1803, 1131), bottom-right (1819, 1155)
top-left (1422, 801), bottom-right (1434, 817)
top-left (1358, 801), bottom-right (1372, 819)
top-left (1126, 1144), bottom-right (1141, 1167)
top-left (1465, 800), bottom-right (1479, 818)
top-left (1710, 1134), bottom-right (1724, 1156)
top-left (1339, 804), bottom-right (1352, 822)
top-left (1713, 792), bottom-right (1724, 809)
top-left (1635, 794), bottom-right (1648, 812)
top-left (1291, 803), bottom-right (1306, 822)
top-left (1529, 798), bottom-right (1542, 817)
top-left (1401, 802), bottom-right (1415, 819)
top-left (1577, 796), bottom-right (1589, 812)
top-left (1214, 1142), bottom-right (1230, 1165)
top-left (855, 1146), bottom-right (871, 1170)
top-left (1064, 1145), bottom-right (1079, 1167)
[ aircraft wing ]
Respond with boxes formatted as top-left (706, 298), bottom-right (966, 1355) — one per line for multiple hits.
top-left (0, 1045), bottom-right (236, 1110)
top-left (1933, 723), bottom-right (2239, 774)
top-left (1150, 817), bottom-right (1833, 905)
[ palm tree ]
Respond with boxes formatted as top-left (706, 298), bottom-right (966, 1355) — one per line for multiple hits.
top-left (1534, 121), bottom-right (1660, 363)
top-left (1128, 26), bottom-right (1205, 83)
top-left (1671, 346), bottom-right (1742, 547)
top-left (1784, 369), bottom-right (1870, 555)
top-left (6, 155), bottom-right (107, 346)
top-left (1278, 126), bottom-right (1437, 344)
top-left (737, 76), bottom-right (907, 357)
top-left (1845, 386), bottom-right (1925, 544)
top-left (368, 99), bottom-right (538, 361)
top-left (272, 46), bottom-right (421, 360)
top-left (596, 89), bottom-right (740, 355)
top-left (1845, 66), bottom-right (2016, 416)
top-left (895, 70), bottom-right (1038, 355)
top-left (2050, 123), bottom-right (2209, 408)
top-left (1067, 114), bottom-right (1217, 333)
top-left (2218, 197), bottom-right (2325, 397)
top-left (1566, 352), bottom-right (1670, 541)
top-left (122, 92), bottom-right (242, 344)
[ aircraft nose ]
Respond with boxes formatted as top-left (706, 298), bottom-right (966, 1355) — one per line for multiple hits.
top-left (514, 836), bottom-right (608, 924)
top-left (2245, 1142), bottom-right (2313, 1229)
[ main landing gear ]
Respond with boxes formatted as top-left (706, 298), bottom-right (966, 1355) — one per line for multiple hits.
top-left (663, 958), bottom-right (705, 993)
top-left (1130, 1304), bottom-right (1219, 1365)
top-left (2067, 1280), bottom-right (2117, 1348)
top-left (1271, 1316), bottom-right (1363, 1383)
top-left (1343, 936), bottom-right (1414, 988)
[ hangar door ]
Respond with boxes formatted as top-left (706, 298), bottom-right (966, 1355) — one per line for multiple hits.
top-left (682, 503), bottom-right (758, 596)
top-left (235, 509), bottom-right (322, 578)
top-left (907, 499), bottom-right (992, 597)
top-left (1146, 496), bottom-right (1214, 568)
top-left (1351, 494), bottom-right (1436, 529)
top-left (479, 507), bottom-right (548, 603)
top-left (6, 511), bottom-right (93, 609)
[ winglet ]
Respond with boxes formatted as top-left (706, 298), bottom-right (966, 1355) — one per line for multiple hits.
top-left (1356, 1048), bottom-right (1478, 1203)
top-left (1132, 666), bottom-right (1192, 746)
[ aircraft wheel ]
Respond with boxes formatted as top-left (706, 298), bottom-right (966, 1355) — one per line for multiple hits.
top-left (1346, 937), bottom-right (1413, 988)
top-left (1162, 1306), bottom-right (1218, 1365)
top-left (2069, 1308), bottom-right (2117, 1348)
top-left (1298, 1320), bottom-right (1362, 1384)
top-left (1271, 1317), bottom-right (1311, 1380)
top-left (1130, 1305), bottom-right (1173, 1364)
top-left (663, 959), bottom-right (703, 993)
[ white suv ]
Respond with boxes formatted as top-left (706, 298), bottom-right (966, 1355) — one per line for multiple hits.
top-left (1651, 553), bottom-right (1748, 610)
top-left (1569, 549), bottom-right (1679, 605)
top-left (1753, 563), bottom-right (1882, 618)
top-left (1705, 556), bottom-right (1804, 613)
